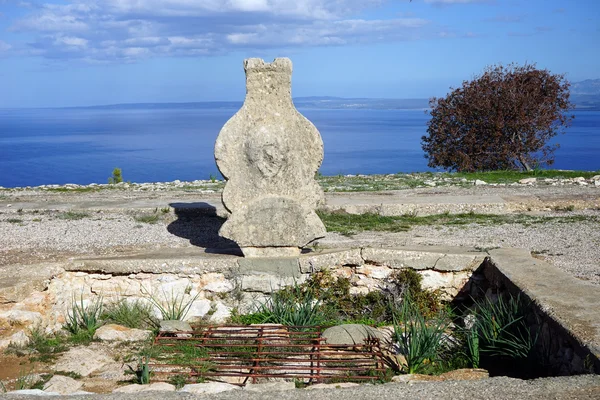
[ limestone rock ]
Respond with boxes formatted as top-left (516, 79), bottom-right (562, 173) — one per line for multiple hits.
top-left (43, 375), bottom-right (83, 395)
top-left (6, 389), bottom-right (59, 396)
top-left (93, 324), bottom-right (153, 342)
top-left (113, 383), bottom-right (176, 393)
top-left (322, 324), bottom-right (383, 345)
top-left (179, 382), bottom-right (240, 394)
top-left (53, 346), bottom-right (113, 377)
top-left (474, 180), bottom-right (487, 186)
top-left (519, 178), bottom-right (537, 184)
top-left (244, 381), bottom-right (296, 391)
top-left (159, 320), bottom-right (192, 334)
top-left (214, 58), bottom-right (326, 257)
top-left (305, 382), bottom-right (360, 390)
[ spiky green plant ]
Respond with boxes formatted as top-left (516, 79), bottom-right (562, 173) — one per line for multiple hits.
top-left (392, 292), bottom-right (449, 374)
top-left (142, 287), bottom-right (199, 321)
top-left (64, 294), bottom-right (103, 337)
top-left (471, 294), bottom-right (537, 360)
top-left (252, 286), bottom-right (326, 328)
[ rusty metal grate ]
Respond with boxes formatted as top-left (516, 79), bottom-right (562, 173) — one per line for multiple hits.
top-left (150, 324), bottom-right (388, 386)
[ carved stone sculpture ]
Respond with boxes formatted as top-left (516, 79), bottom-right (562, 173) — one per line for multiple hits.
top-left (214, 58), bottom-right (326, 257)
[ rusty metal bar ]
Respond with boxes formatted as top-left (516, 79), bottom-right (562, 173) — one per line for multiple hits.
top-left (150, 324), bottom-right (388, 386)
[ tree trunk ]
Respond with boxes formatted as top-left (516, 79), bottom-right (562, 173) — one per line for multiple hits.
top-left (518, 155), bottom-right (531, 171)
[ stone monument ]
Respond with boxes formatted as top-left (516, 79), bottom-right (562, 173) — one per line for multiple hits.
top-left (214, 58), bottom-right (326, 257)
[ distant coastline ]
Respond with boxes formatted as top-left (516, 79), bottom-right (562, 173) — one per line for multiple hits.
top-left (51, 94), bottom-right (599, 111)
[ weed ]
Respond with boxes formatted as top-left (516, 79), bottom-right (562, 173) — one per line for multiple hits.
top-left (64, 294), bottom-right (103, 338)
top-left (134, 213), bottom-right (161, 224)
top-left (126, 356), bottom-right (151, 384)
top-left (143, 287), bottom-right (200, 321)
top-left (102, 299), bottom-right (157, 330)
top-left (108, 168), bottom-right (123, 184)
top-left (26, 325), bottom-right (67, 362)
top-left (14, 369), bottom-right (36, 390)
top-left (55, 371), bottom-right (82, 380)
top-left (160, 207), bottom-right (171, 214)
top-left (57, 211), bottom-right (90, 220)
top-left (168, 374), bottom-right (188, 389)
top-left (6, 218), bottom-right (23, 224)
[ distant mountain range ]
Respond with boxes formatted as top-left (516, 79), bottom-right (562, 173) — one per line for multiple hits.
top-left (71, 79), bottom-right (600, 111)
top-left (570, 79), bottom-right (600, 111)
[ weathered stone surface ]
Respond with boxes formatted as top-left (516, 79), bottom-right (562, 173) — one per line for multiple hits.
top-left (305, 382), bottom-right (360, 390)
top-left (298, 249), bottom-right (362, 273)
top-left (93, 324), bottom-right (153, 342)
top-left (322, 324), bottom-right (383, 345)
top-left (519, 178), bottom-right (537, 184)
top-left (113, 383), bottom-right (176, 393)
top-left (0, 263), bottom-right (63, 304)
top-left (179, 382), bottom-right (240, 394)
top-left (159, 320), bottom-right (192, 333)
top-left (43, 375), bottom-right (83, 394)
top-left (215, 58), bottom-right (326, 256)
top-left (7, 389), bottom-right (59, 396)
top-left (53, 346), bottom-right (113, 377)
top-left (361, 247), bottom-right (484, 271)
top-left (244, 381), bottom-right (296, 391)
top-left (439, 368), bottom-right (489, 381)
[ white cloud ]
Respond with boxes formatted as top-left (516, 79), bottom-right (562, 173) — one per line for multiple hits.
top-left (8, 0), bottom-right (434, 62)
top-left (0, 40), bottom-right (11, 51)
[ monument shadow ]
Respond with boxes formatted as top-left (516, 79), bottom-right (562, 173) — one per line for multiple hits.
top-left (166, 202), bottom-right (242, 256)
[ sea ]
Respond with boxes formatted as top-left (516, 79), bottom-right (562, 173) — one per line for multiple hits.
top-left (0, 107), bottom-right (599, 188)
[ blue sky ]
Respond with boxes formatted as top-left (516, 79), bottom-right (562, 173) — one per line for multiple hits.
top-left (0, 0), bottom-right (598, 108)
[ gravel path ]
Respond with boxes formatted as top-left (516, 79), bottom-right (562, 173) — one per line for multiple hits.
top-left (1, 184), bottom-right (599, 284)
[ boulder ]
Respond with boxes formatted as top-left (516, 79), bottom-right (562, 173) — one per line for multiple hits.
top-left (159, 320), bottom-right (192, 335)
top-left (53, 346), bottom-right (113, 377)
top-left (322, 324), bottom-right (383, 346)
top-left (93, 324), bottom-right (153, 342)
top-left (43, 375), bottom-right (83, 395)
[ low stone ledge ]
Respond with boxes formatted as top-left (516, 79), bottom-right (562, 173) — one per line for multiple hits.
top-left (361, 246), bottom-right (486, 272)
top-left (486, 248), bottom-right (600, 373)
top-left (298, 249), bottom-right (363, 273)
top-left (0, 263), bottom-right (65, 304)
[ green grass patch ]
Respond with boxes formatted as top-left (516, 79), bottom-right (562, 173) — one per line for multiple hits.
top-left (445, 169), bottom-right (600, 184)
top-left (318, 210), bottom-right (598, 236)
top-left (57, 211), bottom-right (90, 220)
top-left (133, 213), bottom-right (161, 224)
top-left (102, 299), bottom-right (157, 330)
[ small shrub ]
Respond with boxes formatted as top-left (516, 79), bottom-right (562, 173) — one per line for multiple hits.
top-left (108, 168), bottom-right (123, 184)
top-left (26, 325), bottom-right (67, 362)
top-left (57, 211), bottom-right (90, 220)
top-left (168, 374), bottom-right (188, 389)
top-left (134, 214), bottom-right (161, 224)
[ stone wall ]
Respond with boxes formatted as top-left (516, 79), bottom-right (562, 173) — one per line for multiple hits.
top-left (477, 253), bottom-right (600, 375)
top-left (0, 246), bottom-right (485, 346)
